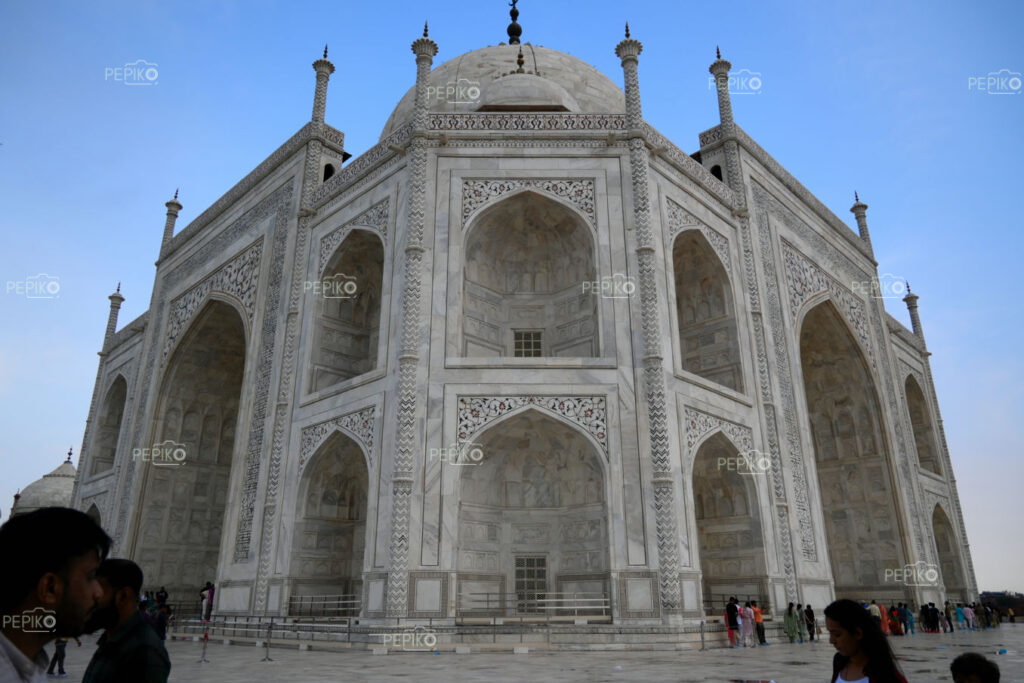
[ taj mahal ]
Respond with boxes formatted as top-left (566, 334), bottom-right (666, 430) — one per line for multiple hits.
top-left (66, 5), bottom-right (976, 634)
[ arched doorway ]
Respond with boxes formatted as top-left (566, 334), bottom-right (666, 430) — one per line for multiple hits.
top-left (800, 302), bottom-right (905, 600)
top-left (672, 231), bottom-right (742, 391)
top-left (905, 375), bottom-right (941, 475)
top-left (91, 376), bottom-right (127, 475)
top-left (312, 229), bottom-right (384, 392)
top-left (288, 431), bottom-right (369, 611)
top-left (932, 505), bottom-right (966, 602)
top-left (134, 300), bottom-right (246, 607)
top-left (85, 503), bottom-right (102, 528)
top-left (692, 432), bottom-right (767, 610)
top-left (456, 410), bottom-right (609, 615)
top-left (462, 192), bottom-right (598, 358)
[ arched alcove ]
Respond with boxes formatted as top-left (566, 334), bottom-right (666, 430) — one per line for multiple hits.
top-left (456, 410), bottom-right (609, 614)
top-left (311, 229), bottom-right (384, 392)
top-left (932, 505), bottom-right (966, 601)
top-left (673, 231), bottom-right (742, 391)
top-left (800, 302), bottom-right (905, 599)
top-left (462, 192), bottom-right (598, 358)
top-left (905, 375), bottom-right (941, 475)
top-left (692, 432), bottom-right (766, 607)
top-left (135, 300), bottom-right (246, 606)
top-left (289, 431), bottom-right (369, 601)
top-left (85, 503), bottom-right (102, 528)
top-left (90, 376), bottom-right (127, 475)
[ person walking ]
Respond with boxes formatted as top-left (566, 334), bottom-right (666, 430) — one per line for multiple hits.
top-left (804, 604), bottom-right (817, 642)
top-left (939, 607), bottom-right (951, 634)
top-left (784, 602), bottom-right (799, 643)
top-left (45, 636), bottom-right (80, 678)
top-left (204, 583), bottom-right (215, 621)
top-left (964, 603), bottom-right (975, 630)
top-left (1009, 607), bottom-right (1015, 624)
top-left (868, 600), bottom-right (882, 628)
top-left (724, 597), bottom-right (740, 648)
top-left (825, 599), bottom-right (907, 683)
top-left (906, 605), bottom-right (915, 636)
top-left (741, 602), bottom-right (756, 647)
top-left (944, 601), bottom-right (955, 632)
top-left (751, 600), bottom-right (768, 645)
top-left (887, 605), bottom-right (903, 636)
top-left (796, 603), bottom-right (808, 643)
top-left (155, 587), bottom-right (168, 607)
top-left (956, 603), bottom-right (966, 630)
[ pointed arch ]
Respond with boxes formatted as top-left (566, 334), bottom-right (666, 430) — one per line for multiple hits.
top-left (289, 431), bottom-right (370, 602)
top-left (311, 228), bottom-right (385, 392)
top-left (460, 403), bottom-right (609, 465)
top-left (135, 299), bottom-right (247, 608)
top-left (672, 229), bottom-right (742, 391)
top-left (85, 503), bottom-right (102, 528)
top-left (799, 300), bottom-right (906, 600)
top-left (690, 432), bottom-right (767, 607)
top-left (932, 504), bottom-right (966, 600)
top-left (905, 374), bottom-right (942, 475)
top-left (461, 190), bottom-right (598, 358)
top-left (455, 409), bottom-right (610, 615)
top-left (90, 374), bottom-right (128, 475)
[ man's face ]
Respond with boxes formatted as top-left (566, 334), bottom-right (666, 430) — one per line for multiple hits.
top-left (54, 549), bottom-right (102, 637)
top-left (83, 576), bottom-right (118, 634)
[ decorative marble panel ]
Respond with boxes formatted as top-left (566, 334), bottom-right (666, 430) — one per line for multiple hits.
top-left (298, 405), bottom-right (376, 474)
top-left (462, 178), bottom-right (596, 229)
top-left (318, 200), bottom-right (390, 274)
top-left (456, 396), bottom-right (607, 454)
top-left (161, 241), bottom-right (263, 365)
top-left (665, 197), bottom-right (731, 272)
top-left (683, 406), bottom-right (754, 456)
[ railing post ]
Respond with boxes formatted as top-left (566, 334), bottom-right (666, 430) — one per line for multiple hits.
top-left (699, 619), bottom-right (705, 651)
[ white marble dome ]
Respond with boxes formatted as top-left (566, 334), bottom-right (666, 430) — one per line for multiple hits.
top-left (11, 459), bottom-right (76, 517)
top-left (379, 44), bottom-right (626, 140)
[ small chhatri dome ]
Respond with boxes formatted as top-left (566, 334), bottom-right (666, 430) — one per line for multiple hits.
top-left (9, 451), bottom-right (77, 518)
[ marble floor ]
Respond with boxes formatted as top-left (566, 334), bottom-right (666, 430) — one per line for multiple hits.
top-left (46, 623), bottom-right (1022, 682)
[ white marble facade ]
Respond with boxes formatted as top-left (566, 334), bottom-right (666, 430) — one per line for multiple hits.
top-left (71, 31), bottom-right (977, 627)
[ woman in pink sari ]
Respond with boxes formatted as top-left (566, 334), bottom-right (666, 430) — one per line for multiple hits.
top-left (741, 601), bottom-right (756, 647)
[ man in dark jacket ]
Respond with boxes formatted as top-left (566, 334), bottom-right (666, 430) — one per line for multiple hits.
top-left (82, 559), bottom-right (170, 683)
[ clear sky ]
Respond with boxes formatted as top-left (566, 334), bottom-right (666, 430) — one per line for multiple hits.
top-left (1, 1), bottom-right (1021, 593)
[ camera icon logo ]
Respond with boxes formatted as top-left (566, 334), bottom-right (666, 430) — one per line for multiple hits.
top-left (123, 59), bottom-right (159, 86)
top-left (322, 272), bottom-right (358, 299)
top-left (24, 273), bottom-right (60, 299)
top-left (22, 607), bottom-right (57, 633)
top-left (986, 69), bottom-right (1022, 95)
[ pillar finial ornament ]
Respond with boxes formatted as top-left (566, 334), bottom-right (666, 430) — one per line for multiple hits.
top-left (311, 44), bottom-right (336, 124)
top-left (850, 191), bottom-right (873, 254)
top-left (161, 190), bottom-right (183, 255)
top-left (66, 447), bottom-right (73, 463)
top-left (903, 282), bottom-right (925, 344)
top-left (709, 46), bottom-right (734, 128)
top-left (507, 0), bottom-right (522, 45)
top-left (423, 21), bottom-right (428, 37)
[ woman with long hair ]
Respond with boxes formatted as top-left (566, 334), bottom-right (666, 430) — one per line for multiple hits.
top-left (796, 603), bottom-right (808, 643)
top-left (784, 602), bottom-right (799, 643)
top-left (825, 599), bottom-right (907, 683)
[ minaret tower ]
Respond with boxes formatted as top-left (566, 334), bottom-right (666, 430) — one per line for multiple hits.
top-left (103, 283), bottom-right (125, 352)
top-left (160, 189), bottom-right (182, 256)
top-left (851, 191), bottom-right (874, 256)
top-left (312, 44), bottom-right (335, 124)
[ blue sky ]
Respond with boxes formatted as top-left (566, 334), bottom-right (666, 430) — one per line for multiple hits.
top-left (1, 1), bottom-right (1021, 592)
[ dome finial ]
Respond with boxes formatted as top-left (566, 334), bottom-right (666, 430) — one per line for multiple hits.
top-left (625, 22), bottom-right (630, 39)
top-left (323, 44), bottom-right (328, 59)
top-left (423, 21), bottom-right (428, 37)
top-left (507, 0), bottom-right (522, 44)
top-left (716, 45), bottom-right (721, 60)
top-left (516, 47), bottom-right (525, 73)
top-left (66, 447), bottom-right (73, 463)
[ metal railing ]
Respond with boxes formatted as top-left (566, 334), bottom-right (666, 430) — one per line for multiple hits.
top-left (287, 594), bottom-right (361, 618)
top-left (456, 592), bottom-right (611, 621)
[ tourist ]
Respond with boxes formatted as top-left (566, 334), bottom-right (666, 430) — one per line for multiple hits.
top-left (945, 601), bottom-right (955, 632)
top-left (82, 559), bottom-right (170, 683)
top-left (804, 604), bottom-right (816, 641)
top-left (784, 602), bottom-right (799, 643)
top-left (0, 507), bottom-right (110, 681)
top-left (950, 652), bottom-right (1001, 683)
top-left (741, 601), bottom-right (756, 647)
top-left (964, 603), bottom-right (975, 630)
top-left (887, 605), bottom-right (903, 636)
top-left (868, 600), bottom-right (883, 628)
top-left (824, 598), bottom-right (907, 683)
top-left (906, 605), bottom-right (916, 636)
top-left (723, 597), bottom-right (739, 648)
top-left (897, 603), bottom-right (909, 634)
top-left (151, 604), bottom-right (170, 641)
top-left (939, 605), bottom-right (951, 633)
top-left (796, 603), bottom-right (808, 643)
top-left (956, 603), bottom-right (966, 630)
top-left (45, 636), bottom-right (80, 677)
top-left (1008, 607), bottom-right (1015, 624)
top-left (751, 600), bottom-right (767, 645)
top-left (155, 587), bottom-right (168, 607)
